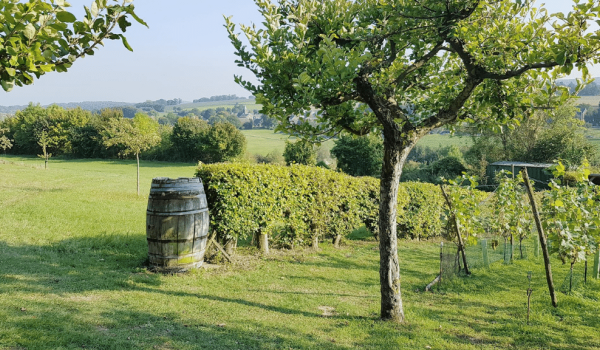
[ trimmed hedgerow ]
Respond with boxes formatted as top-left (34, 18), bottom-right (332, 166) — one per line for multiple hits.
top-left (196, 163), bottom-right (452, 247)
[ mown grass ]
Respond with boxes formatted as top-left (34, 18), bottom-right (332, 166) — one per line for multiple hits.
top-left (1, 156), bottom-right (599, 349)
top-left (241, 130), bottom-right (335, 156)
top-left (241, 130), bottom-right (470, 157)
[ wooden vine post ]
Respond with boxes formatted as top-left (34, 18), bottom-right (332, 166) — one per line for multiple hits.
top-left (521, 168), bottom-right (558, 307)
top-left (440, 185), bottom-right (470, 275)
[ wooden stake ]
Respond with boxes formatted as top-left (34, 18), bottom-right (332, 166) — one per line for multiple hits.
top-left (440, 184), bottom-right (470, 275)
top-left (425, 275), bottom-right (441, 292)
top-left (205, 233), bottom-right (233, 263)
top-left (522, 168), bottom-right (558, 307)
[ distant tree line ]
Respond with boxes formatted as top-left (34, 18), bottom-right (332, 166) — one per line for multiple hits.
top-left (157, 104), bottom-right (277, 130)
top-left (193, 95), bottom-right (254, 103)
top-left (134, 98), bottom-right (183, 112)
top-left (0, 104), bottom-right (246, 163)
top-left (558, 80), bottom-right (600, 96)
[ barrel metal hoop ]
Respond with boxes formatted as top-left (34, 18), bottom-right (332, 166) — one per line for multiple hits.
top-left (146, 208), bottom-right (208, 216)
top-left (148, 250), bottom-right (205, 259)
top-left (147, 237), bottom-right (207, 243)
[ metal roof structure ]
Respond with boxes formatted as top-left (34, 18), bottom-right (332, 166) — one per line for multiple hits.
top-left (489, 161), bottom-right (554, 168)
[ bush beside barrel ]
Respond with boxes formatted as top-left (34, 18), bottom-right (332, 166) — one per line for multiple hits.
top-left (146, 177), bottom-right (209, 272)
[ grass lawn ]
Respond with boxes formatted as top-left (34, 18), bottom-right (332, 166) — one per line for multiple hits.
top-left (1, 156), bottom-right (599, 349)
top-left (241, 130), bottom-right (335, 156)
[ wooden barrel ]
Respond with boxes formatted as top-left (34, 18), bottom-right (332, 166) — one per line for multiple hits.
top-left (146, 177), bottom-right (209, 272)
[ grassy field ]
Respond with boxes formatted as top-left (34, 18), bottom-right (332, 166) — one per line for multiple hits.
top-left (164, 99), bottom-right (262, 113)
top-left (576, 95), bottom-right (600, 106)
top-left (242, 130), bottom-right (471, 157)
top-left (1, 156), bottom-right (600, 349)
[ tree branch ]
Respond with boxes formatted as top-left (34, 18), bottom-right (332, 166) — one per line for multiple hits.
top-left (393, 41), bottom-right (445, 85)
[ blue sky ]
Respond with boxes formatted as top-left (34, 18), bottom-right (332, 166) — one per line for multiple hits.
top-left (0, 0), bottom-right (594, 106)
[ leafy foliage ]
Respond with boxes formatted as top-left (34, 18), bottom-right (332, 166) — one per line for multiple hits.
top-left (203, 122), bottom-right (246, 163)
top-left (331, 134), bottom-right (383, 177)
top-left (0, 0), bottom-right (146, 92)
top-left (0, 126), bottom-right (12, 153)
top-left (492, 171), bottom-right (532, 258)
top-left (102, 113), bottom-right (160, 158)
top-left (542, 161), bottom-right (599, 266)
top-left (197, 163), bottom-right (458, 245)
top-left (283, 140), bottom-right (316, 166)
top-left (443, 175), bottom-right (486, 245)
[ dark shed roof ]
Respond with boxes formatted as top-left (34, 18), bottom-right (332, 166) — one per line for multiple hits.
top-left (489, 161), bottom-right (554, 168)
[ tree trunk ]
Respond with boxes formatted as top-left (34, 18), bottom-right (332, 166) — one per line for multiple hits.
top-left (378, 141), bottom-right (412, 323)
top-left (224, 237), bottom-right (237, 256)
top-left (312, 234), bottom-right (319, 249)
top-left (136, 152), bottom-right (140, 196)
top-left (259, 233), bottom-right (269, 254)
top-left (332, 234), bottom-right (342, 248)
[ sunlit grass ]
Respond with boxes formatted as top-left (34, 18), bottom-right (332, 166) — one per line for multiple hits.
top-left (1, 157), bottom-right (599, 349)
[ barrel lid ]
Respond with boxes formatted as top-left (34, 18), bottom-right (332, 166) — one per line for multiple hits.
top-left (152, 177), bottom-right (202, 185)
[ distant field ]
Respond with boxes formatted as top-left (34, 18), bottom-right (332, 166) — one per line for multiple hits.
top-left (241, 129), bottom-right (334, 156)
top-left (576, 95), bottom-right (600, 106)
top-left (242, 130), bottom-right (472, 157)
top-left (165, 99), bottom-right (262, 113)
top-left (416, 133), bottom-right (472, 149)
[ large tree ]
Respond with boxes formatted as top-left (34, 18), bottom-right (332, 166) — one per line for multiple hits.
top-left (0, 0), bottom-right (146, 91)
top-left (227, 0), bottom-right (600, 322)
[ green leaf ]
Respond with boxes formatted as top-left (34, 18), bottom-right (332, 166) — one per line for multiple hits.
top-left (1, 79), bottom-right (14, 92)
top-left (125, 6), bottom-right (148, 28)
top-left (556, 51), bottom-right (566, 65)
top-left (23, 23), bottom-right (36, 40)
top-left (120, 34), bottom-right (133, 51)
top-left (56, 11), bottom-right (76, 23)
top-left (91, 1), bottom-right (99, 17)
top-left (5, 68), bottom-right (16, 77)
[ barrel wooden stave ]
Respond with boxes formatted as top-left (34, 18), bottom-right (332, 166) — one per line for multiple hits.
top-left (146, 177), bottom-right (209, 272)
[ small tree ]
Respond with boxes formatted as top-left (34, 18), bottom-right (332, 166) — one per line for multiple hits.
top-left (36, 130), bottom-right (53, 169)
top-left (0, 127), bottom-right (12, 154)
top-left (283, 140), bottom-right (317, 166)
top-left (202, 122), bottom-right (247, 163)
top-left (103, 113), bottom-right (161, 195)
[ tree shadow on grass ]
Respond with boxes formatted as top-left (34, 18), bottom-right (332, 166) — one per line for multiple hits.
top-left (3, 235), bottom-right (600, 350)
top-left (0, 235), bottom-right (368, 349)
top-left (3, 298), bottom-right (354, 350)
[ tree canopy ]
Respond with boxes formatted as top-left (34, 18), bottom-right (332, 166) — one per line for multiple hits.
top-left (227, 0), bottom-right (600, 323)
top-left (0, 0), bottom-right (146, 92)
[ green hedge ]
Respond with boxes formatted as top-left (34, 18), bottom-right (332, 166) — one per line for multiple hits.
top-left (196, 163), bottom-right (450, 247)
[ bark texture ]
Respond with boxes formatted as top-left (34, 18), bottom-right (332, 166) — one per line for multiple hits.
top-left (378, 141), bottom-right (414, 322)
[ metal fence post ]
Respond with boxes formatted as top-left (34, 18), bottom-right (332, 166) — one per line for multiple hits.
top-left (594, 249), bottom-right (600, 280)
top-left (482, 239), bottom-right (489, 268)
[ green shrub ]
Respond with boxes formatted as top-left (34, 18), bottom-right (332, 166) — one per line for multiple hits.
top-left (196, 163), bottom-right (457, 247)
top-left (283, 140), bottom-right (317, 166)
top-left (331, 134), bottom-right (383, 176)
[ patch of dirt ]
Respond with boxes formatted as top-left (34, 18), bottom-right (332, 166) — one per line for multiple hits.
top-left (65, 294), bottom-right (103, 302)
top-left (318, 305), bottom-right (337, 317)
